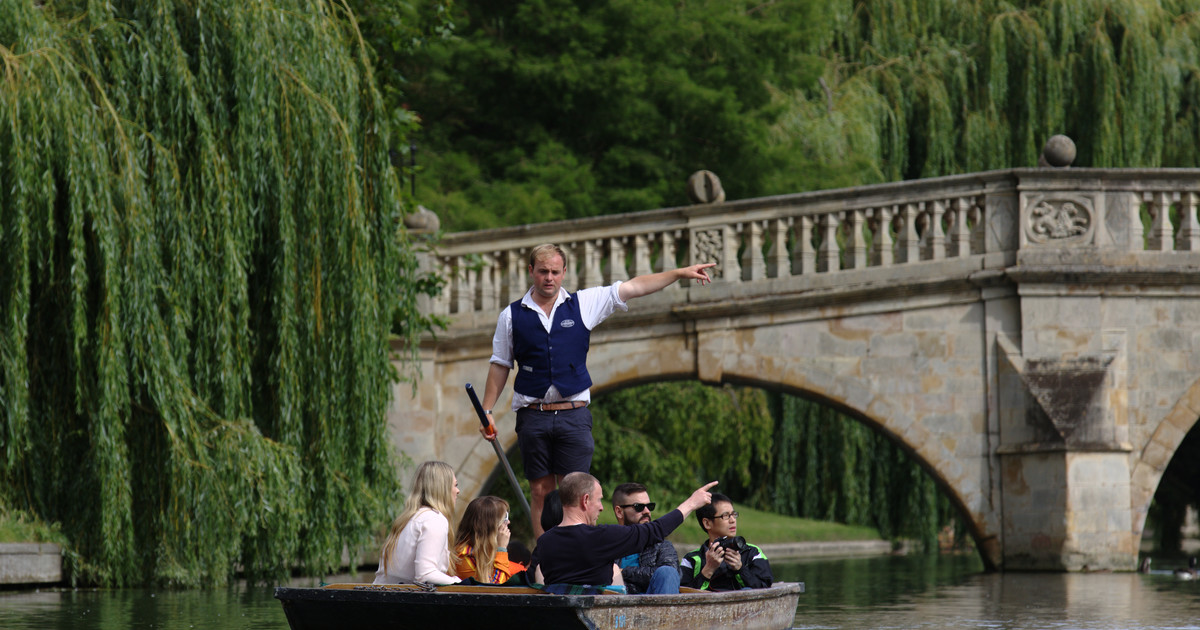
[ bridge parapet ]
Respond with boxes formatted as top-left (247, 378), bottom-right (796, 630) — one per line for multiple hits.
top-left (398, 167), bottom-right (1200, 572)
top-left (428, 168), bottom-right (1200, 326)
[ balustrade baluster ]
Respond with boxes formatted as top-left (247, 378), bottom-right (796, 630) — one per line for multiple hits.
top-left (766, 218), bottom-right (791, 278)
top-left (791, 216), bottom-right (814, 275)
top-left (477, 252), bottom-right (498, 312)
top-left (630, 234), bottom-right (653, 277)
top-left (1127, 193), bottom-right (1146, 251)
top-left (503, 249), bottom-right (523, 304)
top-left (817, 212), bottom-right (840, 272)
top-left (429, 256), bottom-right (451, 316)
top-left (968, 197), bottom-right (985, 254)
top-left (921, 200), bottom-right (946, 260)
top-left (658, 231), bottom-right (679, 273)
top-left (742, 220), bottom-right (767, 281)
top-left (723, 225), bottom-right (742, 282)
top-left (451, 255), bottom-right (474, 314)
top-left (606, 237), bottom-right (629, 284)
top-left (1176, 192), bottom-right (1200, 251)
top-left (947, 197), bottom-right (971, 258)
top-left (1147, 191), bottom-right (1174, 251)
top-left (895, 203), bottom-right (920, 263)
top-left (577, 240), bottom-right (602, 290)
top-left (869, 206), bottom-right (893, 267)
top-left (843, 208), bottom-right (867, 270)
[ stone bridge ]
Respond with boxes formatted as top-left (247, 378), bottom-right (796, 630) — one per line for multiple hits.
top-left (388, 167), bottom-right (1200, 571)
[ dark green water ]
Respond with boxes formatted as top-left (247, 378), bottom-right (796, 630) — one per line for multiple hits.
top-left (3, 555), bottom-right (1200, 629)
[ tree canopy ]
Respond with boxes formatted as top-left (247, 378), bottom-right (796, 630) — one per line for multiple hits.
top-left (386, 0), bottom-right (830, 230)
top-left (1, 0), bottom-right (429, 586)
top-left (374, 0), bottom-right (1200, 232)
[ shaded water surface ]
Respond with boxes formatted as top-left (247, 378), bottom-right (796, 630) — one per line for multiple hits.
top-left (781, 554), bottom-right (1200, 629)
top-left (3, 555), bottom-right (1200, 629)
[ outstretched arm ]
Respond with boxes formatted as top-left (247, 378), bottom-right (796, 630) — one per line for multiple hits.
top-left (617, 263), bottom-right (716, 302)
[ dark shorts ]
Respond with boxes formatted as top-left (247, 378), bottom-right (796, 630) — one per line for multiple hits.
top-left (515, 406), bottom-right (594, 480)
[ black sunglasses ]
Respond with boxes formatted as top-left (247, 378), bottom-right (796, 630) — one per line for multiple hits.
top-left (618, 502), bottom-right (656, 512)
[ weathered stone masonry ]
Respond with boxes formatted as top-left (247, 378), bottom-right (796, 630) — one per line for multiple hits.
top-left (391, 167), bottom-right (1200, 571)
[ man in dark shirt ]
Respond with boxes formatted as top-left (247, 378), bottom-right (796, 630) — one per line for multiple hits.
top-left (531, 472), bottom-right (716, 589)
top-left (612, 482), bottom-right (680, 594)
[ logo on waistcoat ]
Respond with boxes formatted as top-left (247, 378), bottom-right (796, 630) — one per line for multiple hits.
top-left (560, 319), bottom-right (576, 328)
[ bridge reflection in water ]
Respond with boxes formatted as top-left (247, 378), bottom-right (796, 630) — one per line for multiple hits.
top-left (397, 167), bottom-right (1200, 572)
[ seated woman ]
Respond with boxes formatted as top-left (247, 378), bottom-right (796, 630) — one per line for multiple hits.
top-left (373, 460), bottom-right (462, 585)
top-left (453, 496), bottom-right (517, 583)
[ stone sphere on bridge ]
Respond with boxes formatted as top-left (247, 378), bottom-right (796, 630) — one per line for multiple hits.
top-left (687, 170), bottom-right (725, 204)
top-left (1040, 135), bottom-right (1076, 168)
top-left (404, 205), bottom-right (440, 233)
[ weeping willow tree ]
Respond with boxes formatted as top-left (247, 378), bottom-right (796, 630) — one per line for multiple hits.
top-left (0, 0), bottom-right (431, 586)
top-left (768, 395), bottom-right (955, 551)
top-left (768, 0), bottom-right (1200, 187)
top-left (587, 383), bottom-right (954, 550)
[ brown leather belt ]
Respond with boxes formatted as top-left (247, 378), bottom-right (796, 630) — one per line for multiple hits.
top-left (524, 401), bottom-right (588, 412)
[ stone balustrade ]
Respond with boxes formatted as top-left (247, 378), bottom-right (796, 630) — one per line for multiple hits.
top-left (426, 167), bottom-right (1200, 325)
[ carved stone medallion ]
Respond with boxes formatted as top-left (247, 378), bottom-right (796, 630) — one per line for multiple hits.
top-left (1023, 194), bottom-right (1096, 246)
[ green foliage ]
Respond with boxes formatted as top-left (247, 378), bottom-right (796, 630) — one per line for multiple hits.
top-left (767, 395), bottom-right (954, 549)
top-left (0, 0), bottom-right (432, 586)
top-left (789, 0), bottom-right (1200, 178)
top-left (589, 382), bottom-right (774, 505)
top-left (595, 499), bottom-right (880, 546)
top-left (0, 505), bottom-right (68, 545)
top-left (357, 0), bottom-right (1200, 234)
top-left (589, 383), bottom-right (951, 549)
top-left (380, 0), bottom-right (830, 231)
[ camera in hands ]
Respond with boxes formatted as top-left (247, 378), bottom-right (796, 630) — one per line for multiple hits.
top-left (714, 536), bottom-right (747, 552)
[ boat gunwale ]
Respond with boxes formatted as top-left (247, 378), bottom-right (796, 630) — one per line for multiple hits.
top-left (274, 581), bottom-right (803, 611)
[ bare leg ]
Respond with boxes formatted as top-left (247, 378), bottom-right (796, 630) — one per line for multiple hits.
top-left (530, 475), bottom-right (557, 539)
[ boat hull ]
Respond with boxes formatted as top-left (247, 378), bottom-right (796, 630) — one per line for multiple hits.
top-left (274, 582), bottom-right (804, 630)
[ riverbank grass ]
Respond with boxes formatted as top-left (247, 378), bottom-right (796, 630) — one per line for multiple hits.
top-left (597, 504), bottom-right (883, 546)
top-left (0, 506), bottom-right (68, 545)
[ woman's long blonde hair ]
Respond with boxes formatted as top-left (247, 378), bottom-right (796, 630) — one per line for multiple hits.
top-left (454, 495), bottom-right (509, 582)
top-left (380, 460), bottom-right (458, 576)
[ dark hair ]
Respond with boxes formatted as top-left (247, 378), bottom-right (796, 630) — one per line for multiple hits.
top-left (541, 490), bottom-right (563, 532)
top-left (695, 493), bottom-right (733, 532)
top-left (612, 482), bottom-right (647, 506)
top-left (507, 540), bottom-right (532, 566)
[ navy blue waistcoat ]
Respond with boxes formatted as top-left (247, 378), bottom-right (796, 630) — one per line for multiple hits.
top-left (510, 295), bottom-right (592, 398)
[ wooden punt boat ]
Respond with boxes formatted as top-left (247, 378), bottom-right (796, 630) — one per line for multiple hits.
top-left (274, 581), bottom-right (804, 630)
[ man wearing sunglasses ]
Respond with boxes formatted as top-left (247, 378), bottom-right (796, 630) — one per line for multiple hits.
top-left (680, 493), bottom-right (772, 591)
top-left (612, 482), bottom-right (681, 594)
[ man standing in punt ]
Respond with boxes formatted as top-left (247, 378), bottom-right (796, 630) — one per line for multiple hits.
top-left (479, 243), bottom-right (715, 537)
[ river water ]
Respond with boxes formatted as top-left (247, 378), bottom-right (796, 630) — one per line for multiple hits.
top-left (2, 554), bottom-right (1199, 629)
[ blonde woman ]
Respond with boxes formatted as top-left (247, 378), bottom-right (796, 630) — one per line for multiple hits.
top-left (373, 461), bottom-right (462, 585)
top-left (453, 496), bottom-right (516, 584)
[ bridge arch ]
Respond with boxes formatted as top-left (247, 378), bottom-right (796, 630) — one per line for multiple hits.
top-left (1130, 374), bottom-right (1200, 539)
top-left (395, 167), bottom-right (1200, 571)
